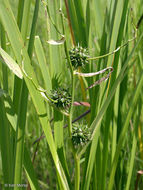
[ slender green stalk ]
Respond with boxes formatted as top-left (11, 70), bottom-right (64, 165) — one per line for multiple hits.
top-left (69, 77), bottom-right (80, 190)
top-left (45, 2), bottom-right (62, 36)
top-left (68, 75), bottom-right (80, 190)
top-left (74, 154), bottom-right (80, 190)
top-left (61, 10), bottom-right (80, 190)
top-left (45, 1), bottom-right (63, 78)
top-left (88, 31), bottom-right (137, 61)
top-left (61, 9), bottom-right (73, 135)
top-left (66, 58), bottom-right (80, 189)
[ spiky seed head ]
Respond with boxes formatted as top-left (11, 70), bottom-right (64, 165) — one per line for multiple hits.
top-left (69, 45), bottom-right (89, 69)
top-left (72, 123), bottom-right (91, 146)
top-left (50, 87), bottom-right (71, 111)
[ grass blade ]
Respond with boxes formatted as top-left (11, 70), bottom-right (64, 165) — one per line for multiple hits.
top-left (0, 93), bottom-right (13, 186)
top-left (0, 1), bottom-right (69, 188)
top-left (0, 47), bottom-right (23, 79)
top-left (14, 1), bottom-right (40, 188)
top-left (3, 92), bottom-right (40, 189)
top-left (79, 33), bottom-right (143, 189)
top-left (0, 23), bottom-right (8, 91)
top-left (34, 36), bottom-right (52, 92)
top-left (108, 70), bottom-right (143, 190)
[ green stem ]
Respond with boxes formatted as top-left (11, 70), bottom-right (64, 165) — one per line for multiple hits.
top-left (67, 83), bottom-right (80, 190)
top-left (60, 8), bottom-right (74, 135)
top-left (61, 9), bottom-right (80, 190)
top-left (88, 32), bottom-right (137, 61)
top-left (74, 154), bottom-right (80, 190)
top-left (43, 0), bottom-right (62, 36)
top-left (66, 64), bottom-right (80, 190)
top-left (68, 74), bottom-right (75, 135)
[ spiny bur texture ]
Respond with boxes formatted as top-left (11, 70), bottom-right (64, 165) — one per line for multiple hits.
top-left (50, 87), bottom-right (71, 111)
top-left (69, 45), bottom-right (89, 69)
top-left (72, 123), bottom-right (91, 146)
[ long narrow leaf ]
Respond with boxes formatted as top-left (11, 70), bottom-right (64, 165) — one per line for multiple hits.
top-left (0, 1), bottom-right (69, 189)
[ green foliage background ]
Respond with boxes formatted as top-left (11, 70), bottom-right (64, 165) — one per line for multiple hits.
top-left (0, 0), bottom-right (143, 189)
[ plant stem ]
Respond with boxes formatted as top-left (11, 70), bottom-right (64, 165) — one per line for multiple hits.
top-left (88, 33), bottom-right (137, 61)
top-left (61, 9), bottom-right (80, 190)
top-left (68, 73), bottom-right (75, 135)
top-left (74, 154), bottom-right (80, 190)
top-left (77, 67), bottom-right (87, 102)
top-left (67, 65), bottom-right (80, 190)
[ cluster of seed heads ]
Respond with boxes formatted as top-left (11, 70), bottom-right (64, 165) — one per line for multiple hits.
top-left (50, 87), bottom-right (71, 111)
top-left (72, 123), bottom-right (91, 146)
top-left (69, 45), bottom-right (89, 69)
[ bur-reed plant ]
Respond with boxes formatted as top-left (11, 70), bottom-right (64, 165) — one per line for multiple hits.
top-left (0, 0), bottom-right (143, 190)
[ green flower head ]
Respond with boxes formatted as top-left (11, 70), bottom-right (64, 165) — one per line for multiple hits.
top-left (72, 123), bottom-right (91, 146)
top-left (69, 45), bottom-right (89, 69)
top-left (50, 87), bottom-right (71, 111)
